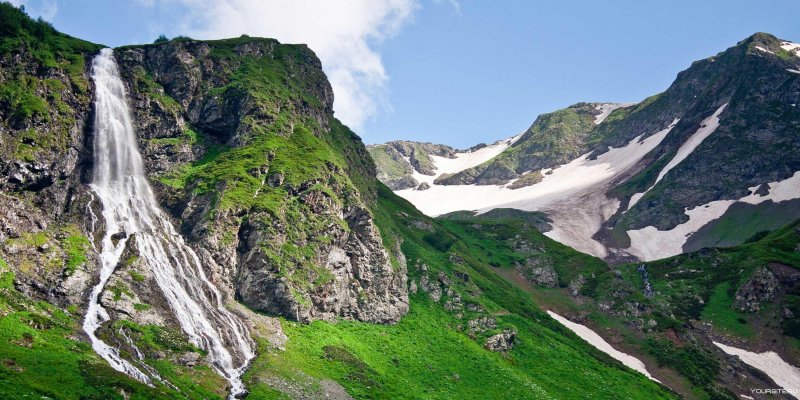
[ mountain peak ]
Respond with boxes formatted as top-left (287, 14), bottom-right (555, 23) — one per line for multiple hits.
top-left (739, 32), bottom-right (800, 59)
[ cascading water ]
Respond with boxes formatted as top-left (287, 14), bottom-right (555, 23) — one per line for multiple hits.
top-left (82, 48), bottom-right (255, 398)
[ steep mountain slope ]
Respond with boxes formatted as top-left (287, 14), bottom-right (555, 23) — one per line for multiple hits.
top-left (0, 5), bottom-right (680, 399)
top-left (436, 102), bottom-right (631, 186)
top-left (241, 186), bottom-right (675, 399)
top-left (376, 32), bottom-right (800, 262)
top-left (114, 36), bottom-right (408, 325)
top-left (444, 210), bottom-right (800, 399)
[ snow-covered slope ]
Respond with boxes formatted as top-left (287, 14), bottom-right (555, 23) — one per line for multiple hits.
top-left (397, 120), bottom-right (677, 257)
top-left (627, 171), bottom-right (800, 261)
top-left (593, 103), bottom-right (635, 125)
top-left (410, 135), bottom-right (521, 185)
top-left (627, 104), bottom-right (726, 210)
top-left (378, 33), bottom-right (800, 262)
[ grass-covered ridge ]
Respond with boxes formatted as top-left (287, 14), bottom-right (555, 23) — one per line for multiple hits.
top-left (137, 35), bottom-right (367, 216)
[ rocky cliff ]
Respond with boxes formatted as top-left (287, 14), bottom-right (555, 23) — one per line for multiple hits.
top-left (0, 4), bottom-right (408, 330)
top-left (109, 38), bottom-right (408, 324)
top-left (0, 4), bottom-right (100, 308)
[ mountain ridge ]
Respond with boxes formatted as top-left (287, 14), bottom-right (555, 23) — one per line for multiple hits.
top-left (373, 31), bottom-right (800, 264)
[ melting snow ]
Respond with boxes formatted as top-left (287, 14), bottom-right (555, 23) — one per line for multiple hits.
top-left (594, 103), bottom-right (635, 125)
top-left (547, 311), bottom-right (660, 382)
top-left (755, 46), bottom-right (775, 55)
top-left (397, 121), bottom-right (677, 257)
top-left (628, 105), bottom-right (726, 211)
top-left (627, 171), bottom-right (800, 261)
top-left (781, 41), bottom-right (800, 56)
top-left (714, 342), bottom-right (800, 397)
top-left (411, 135), bottom-right (522, 186)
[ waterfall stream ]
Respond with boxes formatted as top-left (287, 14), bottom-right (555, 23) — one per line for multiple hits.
top-left (82, 48), bottom-right (255, 398)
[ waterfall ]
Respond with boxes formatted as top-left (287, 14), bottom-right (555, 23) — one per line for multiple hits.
top-left (82, 48), bottom-right (255, 398)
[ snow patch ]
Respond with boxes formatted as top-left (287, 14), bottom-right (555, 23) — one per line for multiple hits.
top-left (594, 103), bottom-right (635, 125)
top-left (714, 342), bottom-right (800, 397)
top-left (655, 105), bottom-right (726, 184)
top-left (627, 171), bottom-right (800, 261)
top-left (781, 41), bottom-right (800, 55)
top-left (431, 134), bottom-right (521, 178)
top-left (755, 46), bottom-right (774, 55)
top-left (547, 311), bottom-right (659, 382)
top-left (628, 104), bottom-right (727, 211)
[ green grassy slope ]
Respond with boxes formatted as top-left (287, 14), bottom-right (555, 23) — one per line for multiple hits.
top-left (0, 185), bottom-right (677, 399)
top-left (241, 185), bottom-right (675, 399)
top-left (0, 2), bottom-right (100, 163)
top-left (445, 209), bottom-right (800, 399)
top-left (0, 262), bottom-right (224, 399)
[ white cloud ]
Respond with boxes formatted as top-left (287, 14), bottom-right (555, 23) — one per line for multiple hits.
top-left (435, 0), bottom-right (461, 15)
top-left (9, 0), bottom-right (58, 21)
top-left (144, 0), bottom-right (418, 131)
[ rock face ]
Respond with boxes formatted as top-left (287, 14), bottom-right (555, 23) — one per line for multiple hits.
top-left (734, 267), bottom-right (778, 312)
top-left (237, 205), bottom-right (408, 323)
top-left (114, 39), bottom-right (408, 323)
top-left (367, 141), bottom-right (459, 190)
top-left (484, 329), bottom-right (517, 352)
top-left (568, 275), bottom-right (586, 297)
top-left (516, 258), bottom-right (558, 288)
top-left (468, 317), bottom-right (496, 333)
top-left (0, 23), bottom-right (100, 307)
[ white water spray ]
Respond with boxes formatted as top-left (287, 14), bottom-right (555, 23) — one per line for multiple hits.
top-left (83, 48), bottom-right (255, 397)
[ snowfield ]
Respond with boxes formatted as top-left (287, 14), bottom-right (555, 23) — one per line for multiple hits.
top-left (714, 342), bottom-right (800, 397)
top-left (547, 311), bottom-right (659, 382)
top-left (627, 171), bottom-right (800, 261)
top-left (397, 119), bottom-right (677, 257)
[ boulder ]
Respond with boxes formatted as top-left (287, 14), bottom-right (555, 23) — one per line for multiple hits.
top-left (485, 329), bottom-right (517, 352)
top-left (734, 267), bottom-right (778, 312)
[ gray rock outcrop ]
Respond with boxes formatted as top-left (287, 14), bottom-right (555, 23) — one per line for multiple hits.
top-left (485, 329), bottom-right (517, 352)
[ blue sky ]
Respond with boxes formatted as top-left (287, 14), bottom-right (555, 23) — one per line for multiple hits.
top-left (15, 0), bottom-right (800, 147)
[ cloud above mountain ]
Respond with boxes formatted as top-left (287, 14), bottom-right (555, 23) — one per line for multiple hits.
top-left (9, 0), bottom-right (58, 21)
top-left (142, 0), bottom-right (418, 132)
